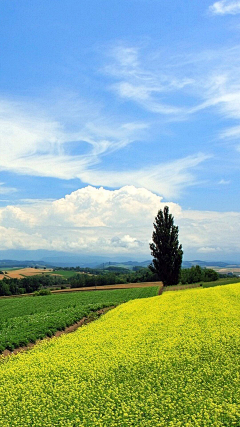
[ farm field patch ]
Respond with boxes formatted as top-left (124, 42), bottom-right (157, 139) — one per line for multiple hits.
top-left (163, 277), bottom-right (240, 292)
top-left (0, 286), bottom-right (159, 352)
top-left (202, 276), bottom-right (240, 287)
top-left (212, 267), bottom-right (240, 275)
top-left (0, 267), bottom-right (53, 280)
top-left (51, 281), bottom-right (163, 293)
top-left (0, 283), bottom-right (239, 426)
top-left (48, 269), bottom-right (79, 279)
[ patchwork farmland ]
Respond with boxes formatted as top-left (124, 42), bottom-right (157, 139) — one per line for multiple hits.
top-left (0, 283), bottom-right (239, 426)
top-left (0, 267), bottom-right (53, 280)
top-left (0, 286), bottom-right (159, 353)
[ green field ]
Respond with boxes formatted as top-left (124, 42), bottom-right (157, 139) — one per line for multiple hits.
top-left (0, 283), bottom-right (239, 426)
top-left (0, 286), bottom-right (159, 352)
top-left (163, 276), bottom-right (240, 292)
top-left (48, 269), bottom-right (79, 279)
top-left (202, 276), bottom-right (240, 287)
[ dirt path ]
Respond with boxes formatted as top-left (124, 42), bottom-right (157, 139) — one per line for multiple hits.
top-left (158, 284), bottom-right (164, 295)
top-left (1, 306), bottom-right (115, 358)
top-left (0, 281), bottom-right (163, 299)
top-left (51, 281), bottom-right (163, 293)
top-left (1, 283), bottom-right (163, 357)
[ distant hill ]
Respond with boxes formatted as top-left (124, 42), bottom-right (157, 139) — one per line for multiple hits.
top-left (96, 260), bottom-right (151, 270)
top-left (181, 260), bottom-right (235, 268)
top-left (0, 256), bottom-right (239, 270)
top-left (0, 259), bottom-right (55, 269)
top-left (97, 260), bottom-right (240, 270)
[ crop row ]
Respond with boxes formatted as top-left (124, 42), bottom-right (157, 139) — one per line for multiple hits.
top-left (0, 283), bottom-right (239, 426)
top-left (0, 286), bottom-right (159, 352)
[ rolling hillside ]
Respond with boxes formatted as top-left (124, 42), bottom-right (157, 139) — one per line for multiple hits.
top-left (0, 283), bottom-right (239, 426)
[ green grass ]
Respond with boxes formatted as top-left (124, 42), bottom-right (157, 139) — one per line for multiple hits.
top-left (164, 283), bottom-right (200, 292)
top-left (164, 277), bottom-right (240, 292)
top-left (0, 286), bottom-right (159, 352)
top-left (202, 276), bottom-right (240, 288)
top-left (48, 269), bottom-right (80, 279)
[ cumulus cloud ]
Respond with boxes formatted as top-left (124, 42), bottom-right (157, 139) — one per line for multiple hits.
top-left (209, 1), bottom-right (240, 15)
top-left (0, 186), bottom-right (239, 258)
top-left (178, 209), bottom-right (240, 257)
top-left (0, 186), bottom-right (166, 253)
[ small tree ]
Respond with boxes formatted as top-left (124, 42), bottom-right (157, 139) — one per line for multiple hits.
top-left (149, 206), bottom-right (183, 286)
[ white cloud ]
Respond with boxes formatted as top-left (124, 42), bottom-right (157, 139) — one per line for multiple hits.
top-left (0, 186), bottom-right (239, 258)
top-left (0, 97), bottom-right (208, 198)
top-left (105, 45), bottom-right (193, 117)
top-left (0, 183), bottom-right (17, 194)
top-left (209, 1), bottom-right (240, 15)
top-left (81, 153), bottom-right (209, 198)
top-left (220, 125), bottom-right (240, 139)
top-left (0, 97), bottom-right (148, 178)
top-left (104, 43), bottom-right (240, 157)
top-left (0, 206), bottom-right (38, 229)
top-left (0, 226), bottom-right (49, 250)
top-left (198, 246), bottom-right (222, 253)
top-left (0, 97), bottom-right (145, 183)
top-left (0, 186), bottom-right (167, 253)
top-left (178, 209), bottom-right (240, 256)
top-left (1, 44), bottom-right (240, 199)
top-left (218, 179), bottom-right (231, 184)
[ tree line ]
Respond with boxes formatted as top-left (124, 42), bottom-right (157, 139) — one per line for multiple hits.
top-left (68, 268), bottom-right (158, 288)
top-left (0, 265), bottom-right (220, 296)
top-left (0, 275), bottom-right (65, 296)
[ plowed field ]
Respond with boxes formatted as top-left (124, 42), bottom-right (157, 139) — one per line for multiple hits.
top-left (0, 268), bottom-right (53, 280)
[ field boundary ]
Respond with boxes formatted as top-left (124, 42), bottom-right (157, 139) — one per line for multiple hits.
top-left (163, 283), bottom-right (201, 292)
top-left (1, 306), bottom-right (115, 358)
top-left (51, 281), bottom-right (162, 293)
top-left (0, 281), bottom-right (162, 299)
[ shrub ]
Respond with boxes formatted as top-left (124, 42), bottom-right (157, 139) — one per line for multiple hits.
top-left (181, 265), bottom-right (219, 285)
top-left (33, 289), bottom-right (51, 296)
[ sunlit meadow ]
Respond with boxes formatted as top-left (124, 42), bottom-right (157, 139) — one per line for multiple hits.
top-left (0, 283), bottom-right (239, 426)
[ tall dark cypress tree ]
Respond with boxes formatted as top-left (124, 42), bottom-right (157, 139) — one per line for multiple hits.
top-left (149, 206), bottom-right (183, 286)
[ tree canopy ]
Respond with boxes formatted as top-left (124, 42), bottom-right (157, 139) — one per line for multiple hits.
top-left (149, 206), bottom-right (183, 286)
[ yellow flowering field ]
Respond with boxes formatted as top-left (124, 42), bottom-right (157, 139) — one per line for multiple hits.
top-left (0, 283), bottom-right (240, 426)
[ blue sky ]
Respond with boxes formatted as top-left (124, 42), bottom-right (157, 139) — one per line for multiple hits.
top-left (0, 0), bottom-right (240, 261)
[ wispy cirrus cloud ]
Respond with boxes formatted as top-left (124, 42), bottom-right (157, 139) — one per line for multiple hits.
top-left (220, 125), bottom-right (240, 139)
top-left (2, 43), bottom-right (240, 199)
top-left (104, 43), bottom-right (240, 157)
top-left (218, 179), bottom-right (231, 184)
top-left (81, 153), bottom-right (209, 198)
top-left (104, 45), bottom-right (194, 117)
top-left (0, 96), bottom-right (208, 198)
top-left (0, 96), bottom-right (147, 177)
top-left (105, 43), bottom-right (240, 120)
top-left (209, 0), bottom-right (240, 15)
top-left (0, 183), bottom-right (17, 194)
